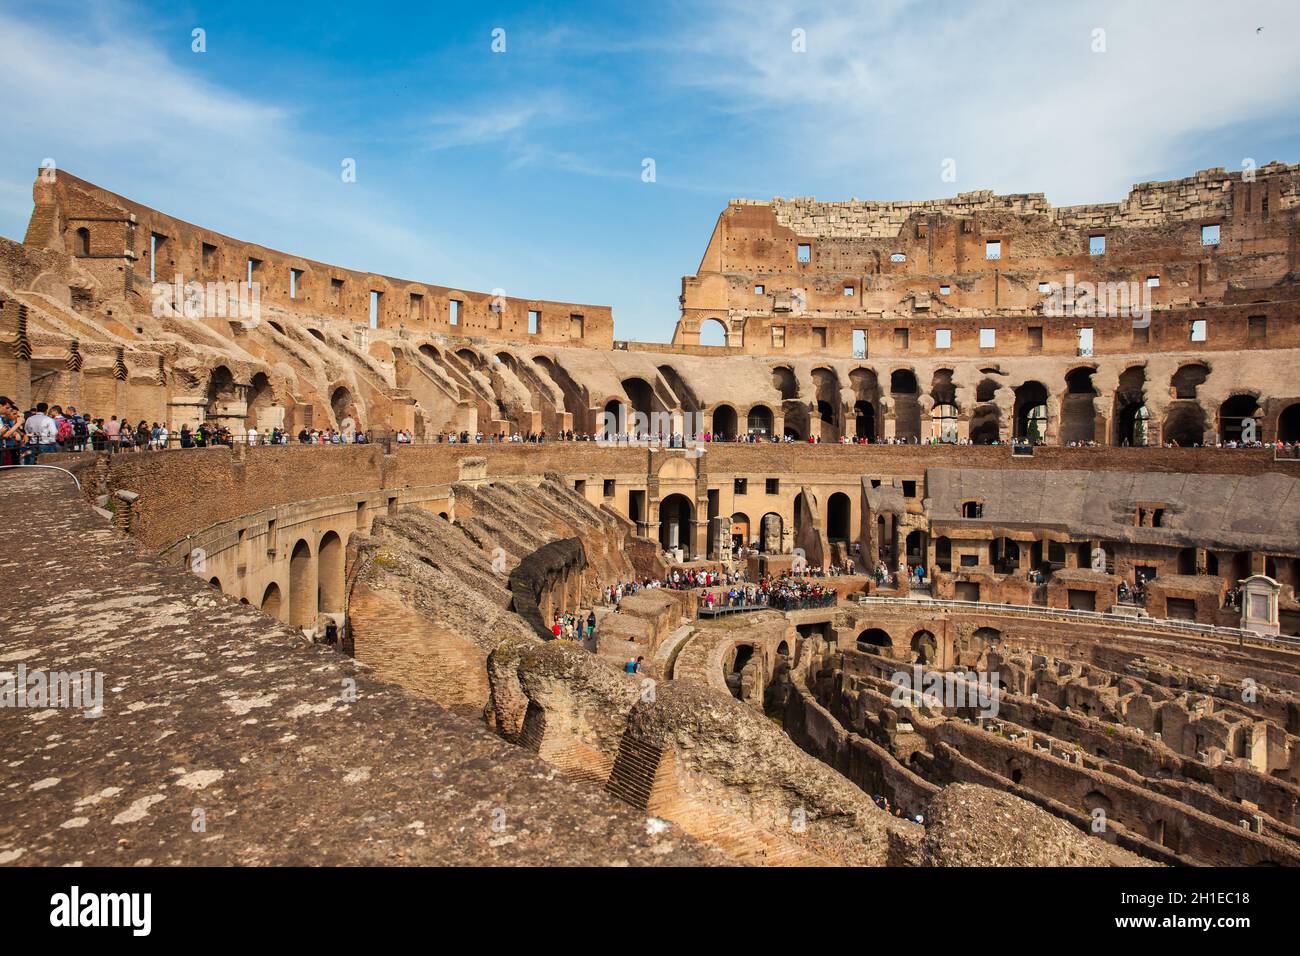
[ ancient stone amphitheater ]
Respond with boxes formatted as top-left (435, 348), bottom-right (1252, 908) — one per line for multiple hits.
top-left (3, 164), bottom-right (1300, 867)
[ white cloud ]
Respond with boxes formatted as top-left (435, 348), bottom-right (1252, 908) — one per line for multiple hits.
top-left (0, 8), bottom-right (473, 285)
top-left (667, 0), bottom-right (1300, 204)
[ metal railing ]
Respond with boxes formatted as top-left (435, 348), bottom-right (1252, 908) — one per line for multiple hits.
top-left (853, 593), bottom-right (1300, 648)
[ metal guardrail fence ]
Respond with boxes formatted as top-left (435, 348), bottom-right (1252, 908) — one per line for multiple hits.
top-left (853, 594), bottom-right (1300, 648)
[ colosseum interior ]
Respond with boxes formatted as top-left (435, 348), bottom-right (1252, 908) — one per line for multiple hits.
top-left (3, 162), bottom-right (1300, 871)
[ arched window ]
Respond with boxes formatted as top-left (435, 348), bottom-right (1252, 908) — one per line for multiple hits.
top-left (75, 227), bottom-right (90, 256)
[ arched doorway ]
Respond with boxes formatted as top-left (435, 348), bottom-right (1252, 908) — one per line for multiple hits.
top-left (289, 539), bottom-right (314, 627)
top-left (712, 404), bottom-right (738, 439)
top-left (261, 582), bottom-right (283, 620)
top-left (1278, 403), bottom-right (1300, 443)
top-left (827, 492), bottom-right (851, 541)
top-left (700, 317), bottom-right (728, 347)
top-left (747, 404), bottom-right (773, 438)
top-left (931, 403), bottom-right (958, 443)
top-left (890, 369), bottom-right (920, 441)
top-left (730, 512), bottom-right (750, 551)
top-left (1061, 368), bottom-right (1097, 444)
top-left (658, 494), bottom-right (694, 553)
top-left (318, 531), bottom-right (344, 613)
top-left (969, 405), bottom-right (1001, 444)
top-left (1014, 381), bottom-right (1049, 441)
top-left (905, 530), bottom-right (927, 567)
top-left (856, 628), bottom-right (892, 654)
top-left (911, 630), bottom-right (938, 665)
top-left (854, 400), bottom-right (876, 440)
top-left (1220, 395), bottom-right (1260, 443)
top-left (1163, 402), bottom-right (1206, 446)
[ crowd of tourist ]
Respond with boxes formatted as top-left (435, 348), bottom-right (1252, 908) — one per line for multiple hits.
top-left (6, 396), bottom-right (1299, 463)
top-left (550, 610), bottom-right (597, 643)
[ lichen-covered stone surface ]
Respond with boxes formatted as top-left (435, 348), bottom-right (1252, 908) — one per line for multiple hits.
top-left (920, 784), bottom-right (1155, 867)
top-left (0, 470), bottom-right (722, 866)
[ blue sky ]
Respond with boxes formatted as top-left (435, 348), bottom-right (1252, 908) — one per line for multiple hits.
top-left (2, 0), bottom-right (1299, 342)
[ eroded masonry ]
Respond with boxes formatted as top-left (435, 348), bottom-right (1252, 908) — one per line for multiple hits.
top-left (3, 164), bottom-right (1300, 866)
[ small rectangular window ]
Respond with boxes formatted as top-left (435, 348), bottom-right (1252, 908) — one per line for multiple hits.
top-left (247, 256), bottom-right (261, 285)
top-left (527, 309), bottom-right (540, 334)
top-left (201, 242), bottom-right (217, 272)
top-left (894, 327), bottom-right (909, 350)
top-left (290, 268), bottom-right (303, 299)
top-left (935, 329), bottom-right (951, 349)
top-left (1133, 325), bottom-right (1149, 344)
top-left (369, 290), bottom-right (381, 329)
top-left (331, 278), bottom-right (344, 302)
top-left (1089, 235), bottom-right (1106, 256)
top-left (754, 284), bottom-right (765, 295)
top-left (1078, 327), bottom-right (1093, 356)
top-left (939, 285), bottom-right (950, 295)
top-left (149, 233), bottom-right (166, 283)
top-left (1202, 224), bottom-right (1220, 246)
top-left (796, 243), bottom-right (811, 263)
top-left (852, 329), bottom-right (867, 358)
top-left (985, 240), bottom-right (1001, 260)
top-left (1037, 281), bottom-right (1050, 293)
top-left (449, 299), bottom-right (461, 326)
top-left (979, 328), bottom-right (996, 349)
top-left (1190, 319), bottom-right (1207, 341)
top-left (409, 292), bottom-right (425, 321)
top-left (603, 479), bottom-right (615, 497)
top-left (902, 480), bottom-right (916, 498)
top-left (574, 479), bottom-right (586, 494)
top-left (1248, 315), bottom-right (1267, 342)
top-left (569, 313), bottom-right (583, 338)
top-left (734, 478), bottom-right (747, 495)
top-left (1147, 275), bottom-right (1160, 288)
top-left (771, 326), bottom-right (785, 348)
top-left (889, 252), bottom-right (907, 263)
top-left (843, 285), bottom-right (854, 296)
top-left (766, 478), bottom-right (779, 495)
top-left (1028, 326), bottom-right (1043, 350)
top-left (812, 327), bottom-right (827, 348)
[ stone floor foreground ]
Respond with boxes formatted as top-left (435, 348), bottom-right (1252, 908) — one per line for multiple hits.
top-left (0, 469), bottom-right (719, 866)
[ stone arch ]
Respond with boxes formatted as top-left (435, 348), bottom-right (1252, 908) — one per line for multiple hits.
top-left (261, 582), bottom-right (283, 620)
top-left (331, 385), bottom-right (358, 428)
top-left (1013, 381), bottom-right (1049, 441)
top-left (1163, 402), bottom-right (1206, 446)
top-left (699, 317), bottom-right (729, 347)
top-left (206, 365), bottom-right (238, 418)
top-left (969, 405), bottom-right (1001, 443)
top-left (208, 575), bottom-right (222, 591)
top-left (890, 368), bottom-right (921, 441)
top-left (1061, 367), bottom-right (1098, 444)
top-left (658, 493), bottom-right (694, 553)
top-left (856, 627), bottom-right (893, 653)
top-left (1219, 393), bottom-right (1261, 443)
top-left (1171, 363), bottom-right (1209, 400)
top-left (289, 538), bottom-right (315, 628)
top-left (746, 404), bottom-right (773, 437)
top-left (910, 629), bottom-right (938, 665)
top-left (712, 403), bottom-right (738, 439)
top-left (245, 372), bottom-right (276, 431)
top-left (620, 377), bottom-right (657, 422)
top-left (730, 512), bottom-right (751, 549)
top-left (772, 365), bottom-right (798, 400)
top-left (318, 530), bottom-right (344, 614)
top-left (827, 492), bottom-right (851, 542)
top-left (1279, 403), bottom-right (1300, 443)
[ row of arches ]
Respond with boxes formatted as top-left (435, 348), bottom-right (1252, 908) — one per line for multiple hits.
top-left (206, 529), bottom-right (346, 630)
